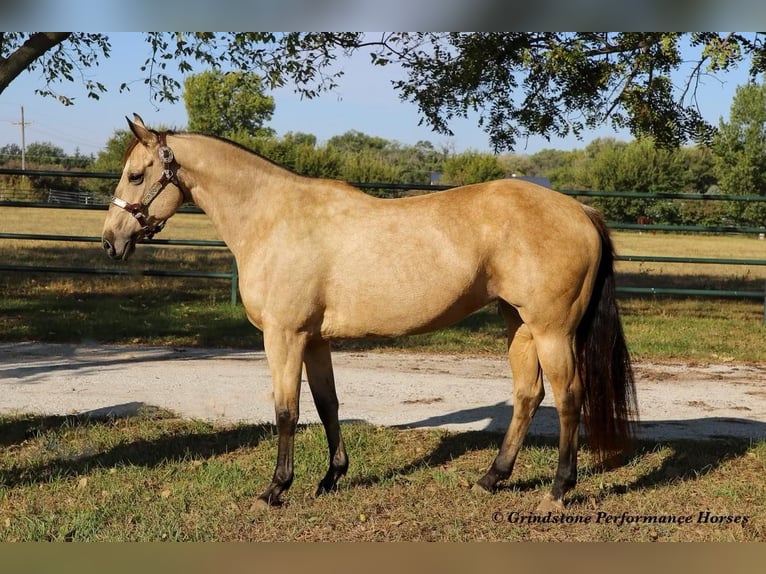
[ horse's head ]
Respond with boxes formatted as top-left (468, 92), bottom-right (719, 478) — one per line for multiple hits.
top-left (101, 114), bottom-right (185, 260)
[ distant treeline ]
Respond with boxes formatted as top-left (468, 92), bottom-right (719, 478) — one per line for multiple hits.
top-left (1, 132), bottom-right (764, 226)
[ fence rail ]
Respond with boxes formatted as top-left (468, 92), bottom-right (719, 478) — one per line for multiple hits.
top-left (2, 169), bottom-right (766, 321)
top-left (0, 229), bottom-right (238, 304)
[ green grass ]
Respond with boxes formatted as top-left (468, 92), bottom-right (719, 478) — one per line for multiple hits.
top-left (1, 282), bottom-right (258, 347)
top-left (0, 410), bottom-right (763, 541)
top-left (620, 298), bottom-right (766, 362)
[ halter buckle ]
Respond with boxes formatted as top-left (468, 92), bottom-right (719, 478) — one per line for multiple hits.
top-left (158, 145), bottom-right (174, 164)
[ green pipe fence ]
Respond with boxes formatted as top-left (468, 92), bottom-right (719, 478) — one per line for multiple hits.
top-left (2, 168), bottom-right (766, 320)
top-left (0, 230), bottom-right (239, 305)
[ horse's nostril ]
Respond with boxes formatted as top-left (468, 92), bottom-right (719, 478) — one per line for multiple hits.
top-left (102, 239), bottom-right (112, 252)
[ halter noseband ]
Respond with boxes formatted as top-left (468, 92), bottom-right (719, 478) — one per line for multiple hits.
top-left (110, 132), bottom-right (181, 239)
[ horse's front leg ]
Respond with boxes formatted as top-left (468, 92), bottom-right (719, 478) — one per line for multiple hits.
top-left (304, 339), bottom-right (348, 495)
top-left (254, 328), bottom-right (307, 508)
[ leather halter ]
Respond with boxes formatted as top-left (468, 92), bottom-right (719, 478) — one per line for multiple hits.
top-left (110, 132), bottom-right (181, 239)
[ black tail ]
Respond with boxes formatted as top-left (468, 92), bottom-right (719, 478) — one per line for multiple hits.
top-left (577, 206), bottom-right (638, 463)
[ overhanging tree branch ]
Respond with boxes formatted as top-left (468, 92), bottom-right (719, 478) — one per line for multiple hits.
top-left (0, 32), bottom-right (71, 94)
top-left (2, 32), bottom-right (766, 151)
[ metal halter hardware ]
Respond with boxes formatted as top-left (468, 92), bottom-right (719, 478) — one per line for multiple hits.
top-left (110, 132), bottom-right (180, 240)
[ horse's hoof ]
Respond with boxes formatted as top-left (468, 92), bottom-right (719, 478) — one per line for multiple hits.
top-left (535, 493), bottom-right (564, 512)
top-left (315, 482), bottom-right (338, 497)
top-left (471, 482), bottom-right (493, 495)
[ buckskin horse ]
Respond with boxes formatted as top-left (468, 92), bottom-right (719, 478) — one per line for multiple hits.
top-left (102, 114), bottom-right (637, 510)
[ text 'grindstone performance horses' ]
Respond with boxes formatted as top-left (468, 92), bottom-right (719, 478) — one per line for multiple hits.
top-left (102, 114), bottom-right (638, 510)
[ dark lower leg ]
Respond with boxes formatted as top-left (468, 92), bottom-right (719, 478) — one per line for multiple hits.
top-left (258, 407), bottom-right (298, 505)
top-left (314, 404), bottom-right (348, 495)
top-left (550, 419), bottom-right (579, 502)
top-left (528, 333), bottom-right (582, 510)
top-left (316, 435), bottom-right (348, 494)
top-left (257, 328), bottom-right (307, 507)
top-left (305, 340), bottom-right (348, 495)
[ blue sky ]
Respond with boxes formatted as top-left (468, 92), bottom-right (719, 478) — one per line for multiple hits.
top-left (0, 33), bottom-right (756, 158)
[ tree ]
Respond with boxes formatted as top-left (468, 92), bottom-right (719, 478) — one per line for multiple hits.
top-left (395, 140), bottom-right (447, 185)
top-left (0, 143), bottom-right (22, 165)
top-left (712, 82), bottom-right (766, 224)
top-left (441, 151), bottom-right (505, 185)
top-left (326, 131), bottom-right (446, 186)
top-left (183, 70), bottom-right (275, 138)
top-left (525, 149), bottom-right (573, 178)
top-left (4, 33), bottom-right (766, 151)
top-left (0, 33), bottom-right (109, 105)
top-left (25, 141), bottom-right (66, 166)
top-left (244, 132), bottom-right (343, 179)
top-left (60, 148), bottom-right (95, 169)
top-left (327, 131), bottom-right (389, 153)
top-left (712, 83), bottom-right (766, 196)
top-left (559, 137), bottom-right (691, 222)
top-left (675, 145), bottom-right (724, 225)
top-left (282, 131), bottom-right (317, 148)
top-left (680, 145), bottom-right (717, 194)
top-left (337, 150), bottom-right (402, 185)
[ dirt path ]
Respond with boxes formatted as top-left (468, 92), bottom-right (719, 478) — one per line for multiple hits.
top-left (2, 342), bottom-right (765, 440)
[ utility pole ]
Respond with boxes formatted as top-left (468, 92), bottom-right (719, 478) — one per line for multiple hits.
top-left (12, 106), bottom-right (30, 170)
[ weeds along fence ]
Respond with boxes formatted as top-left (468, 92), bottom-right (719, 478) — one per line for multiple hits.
top-left (2, 169), bottom-right (766, 320)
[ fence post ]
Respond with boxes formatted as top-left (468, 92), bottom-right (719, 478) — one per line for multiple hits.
top-left (230, 258), bottom-right (239, 306)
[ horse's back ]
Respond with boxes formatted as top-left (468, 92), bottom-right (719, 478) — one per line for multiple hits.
top-left (310, 178), bottom-right (602, 338)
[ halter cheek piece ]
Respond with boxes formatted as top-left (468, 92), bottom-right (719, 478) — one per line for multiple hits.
top-left (110, 132), bottom-right (181, 240)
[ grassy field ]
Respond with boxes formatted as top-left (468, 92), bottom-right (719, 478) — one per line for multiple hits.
top-left (0, 409), bottom-right (763, 542)
top-left (2, 205), bottom-right (765, 542)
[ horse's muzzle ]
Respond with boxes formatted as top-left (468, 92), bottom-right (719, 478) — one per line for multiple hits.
top-left (102, 238), bottom-right (117, 259)
top-left (102, 232), bottom-right (135, 261)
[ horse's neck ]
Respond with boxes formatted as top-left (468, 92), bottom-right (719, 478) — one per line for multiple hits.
top-left (173, 135), bottom-right (300, 259)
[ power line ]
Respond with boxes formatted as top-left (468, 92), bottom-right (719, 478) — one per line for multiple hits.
top-left (25, 124), bottom-right (103, 151)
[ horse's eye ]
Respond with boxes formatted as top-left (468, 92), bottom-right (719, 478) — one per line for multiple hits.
top-left (128, 173), bottom-right (144, 185)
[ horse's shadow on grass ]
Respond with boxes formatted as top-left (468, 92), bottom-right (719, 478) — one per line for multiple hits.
top-left (345, 429), bottom-right (560, 493)
top-left (0, 406), bottom-right (275, 488)
top-left (345, 403), bottom-right (765, 500)
top-left (1, 405), bottom-right (761, 504)
top-left (347, 429), bottom-right (760, 500)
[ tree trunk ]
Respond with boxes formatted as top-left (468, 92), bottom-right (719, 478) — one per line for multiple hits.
top-left (0, 33), bottom-right (71, 95)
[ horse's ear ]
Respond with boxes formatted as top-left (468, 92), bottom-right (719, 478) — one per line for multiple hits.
top-left (126, 113), bottom-right (156, 147)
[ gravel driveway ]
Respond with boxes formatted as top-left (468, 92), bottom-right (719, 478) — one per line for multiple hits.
top-left (2, 342), bottom-right (765, 440)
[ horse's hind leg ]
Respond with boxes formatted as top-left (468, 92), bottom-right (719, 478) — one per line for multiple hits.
top-left (533, 333), bottom-right (584, 511)
top-left (475, 305), bottom-right (544, 492)
top-left (304, 339), bottom-right (349, 496)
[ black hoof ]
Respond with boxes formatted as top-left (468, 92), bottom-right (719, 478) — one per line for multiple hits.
top-left (315, 481), bottom-right (338, 497)
top-left (475, 464), bottom-right (511, 493)
top-left (474, 475), bottom-right (497, 493)
top-left (315, 469), bottom-right (345, 497)
top-left (255, 481), bottom-right (289, 508)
